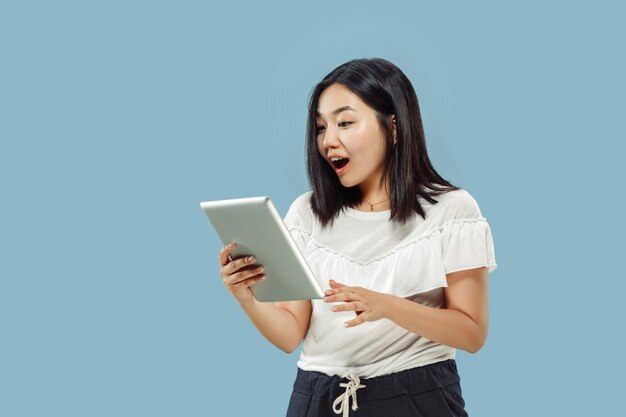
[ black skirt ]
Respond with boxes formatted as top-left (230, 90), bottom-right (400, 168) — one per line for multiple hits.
top-left (286, 359), bottom-right (469, 417)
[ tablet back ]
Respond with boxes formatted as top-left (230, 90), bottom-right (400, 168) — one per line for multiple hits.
top-left (200, 196), bottom-right (324, 302)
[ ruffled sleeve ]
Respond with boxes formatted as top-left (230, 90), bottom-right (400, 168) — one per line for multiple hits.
top-left (439, 191), bottom-right (497, 275)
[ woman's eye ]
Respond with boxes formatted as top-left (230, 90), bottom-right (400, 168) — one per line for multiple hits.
top-left (316, 122), bottom-right (351, 134)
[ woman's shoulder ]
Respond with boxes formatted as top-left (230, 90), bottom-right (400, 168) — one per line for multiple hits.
top-left (283, 190), bottom-right (314, 230)
top-left (431, 187), bottom-right (484, 220)
top-left (287, 190), bottom-right (314, 215)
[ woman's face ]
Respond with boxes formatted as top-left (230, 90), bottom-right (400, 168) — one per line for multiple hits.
top-left (315, 83), bottom-right (395, 193)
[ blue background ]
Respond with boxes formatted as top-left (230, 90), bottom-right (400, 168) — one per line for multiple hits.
top-left (2, 1), bottom-right (624, 415)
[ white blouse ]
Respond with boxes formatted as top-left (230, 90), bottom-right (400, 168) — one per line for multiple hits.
top-left (282, 188), bottom-right (497, 378)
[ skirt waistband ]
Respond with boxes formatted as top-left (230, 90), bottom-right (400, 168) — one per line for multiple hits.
top-left (293, 359), bottom-right (461, 402)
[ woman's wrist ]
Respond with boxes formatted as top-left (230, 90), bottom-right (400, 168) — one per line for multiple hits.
top-left (380, 293), bottom-right (399, 319)
top-left (238, 296), bottom-right (258, 311)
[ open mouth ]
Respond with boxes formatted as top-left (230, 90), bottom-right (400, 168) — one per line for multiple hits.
top-left (331, 158), bottom-right (349, 170)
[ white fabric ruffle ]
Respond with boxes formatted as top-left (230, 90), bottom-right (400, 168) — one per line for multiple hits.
top-left (287, 215), bottom-right (496, 299)
top-left (440, 217), bottom-right (498, 275)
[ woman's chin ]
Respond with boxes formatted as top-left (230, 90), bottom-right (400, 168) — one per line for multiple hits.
top-left (338, 177), bottom-right (356, 187)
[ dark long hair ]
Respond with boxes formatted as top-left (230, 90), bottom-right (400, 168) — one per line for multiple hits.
top-left (306, 57), bottom-right (460, 227)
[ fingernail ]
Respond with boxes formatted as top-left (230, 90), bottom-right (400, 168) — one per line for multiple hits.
top-left (228, 242), bottom-right (234, 249)
top-left (325, 290), bottom-right (332, 295)
top-left (247, 256), bottom-right (255, 262)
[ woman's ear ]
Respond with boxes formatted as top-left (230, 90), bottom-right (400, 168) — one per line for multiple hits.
top-left (391, 115), bottom-right (397, 144)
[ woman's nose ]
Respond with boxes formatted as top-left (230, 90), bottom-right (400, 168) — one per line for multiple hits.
top-left (322, 126), bottom-right (340, 148)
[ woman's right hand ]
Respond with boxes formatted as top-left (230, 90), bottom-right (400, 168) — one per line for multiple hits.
top-left (218, 242), bottom-right (265, 306)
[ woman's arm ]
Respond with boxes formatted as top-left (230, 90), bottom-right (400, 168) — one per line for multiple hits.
top-left (240, 299), bottom-right (312, 354)
top-left (383, 266), bottom-right (489, 353)
top-left (324, 266), bottom-right (489, 353)
top-left (218, 242), bottom-right (312, 354)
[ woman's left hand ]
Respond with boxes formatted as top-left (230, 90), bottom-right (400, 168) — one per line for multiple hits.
top-left (323, 279), bottom-right (393, 328)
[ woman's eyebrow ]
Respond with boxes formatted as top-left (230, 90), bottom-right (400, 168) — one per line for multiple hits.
top-left (315, 105), bottom-right (356, 119)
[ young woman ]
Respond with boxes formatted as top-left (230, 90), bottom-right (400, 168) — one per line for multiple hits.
top-left (218, 58), bottom-right (497, 417)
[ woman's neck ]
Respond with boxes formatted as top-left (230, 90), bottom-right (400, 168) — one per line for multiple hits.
top-left (356, 185), bottom-right (391, 212)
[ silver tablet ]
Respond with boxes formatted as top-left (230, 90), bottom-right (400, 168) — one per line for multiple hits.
top-left (200, 196), bottom-right (325, 302)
